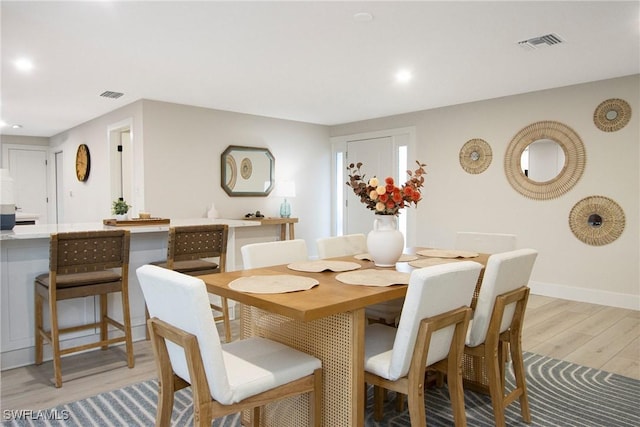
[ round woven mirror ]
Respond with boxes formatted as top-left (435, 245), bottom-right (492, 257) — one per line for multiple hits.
top-left (593, 98), bottom-right (631, 132)
top-left (504, 121), bottom-right (586, 200)
top-left (569, 196), bottom-right (625, 246)
top-left (459, 138), bottom-right (492, 174)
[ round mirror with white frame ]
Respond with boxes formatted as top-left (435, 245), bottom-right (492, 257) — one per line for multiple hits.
top-left (505, 120), bottom-right (586, 200)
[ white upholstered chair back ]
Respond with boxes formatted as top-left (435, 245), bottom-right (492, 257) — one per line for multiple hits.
top-left (455, 232), bottom-right (517, 254)
top-left (466, 248), bottom-right (538, 347)
top-left (316, 234), bottom-right (367, 259)
top-left (387, 261), bottom-right (482, 380)
top-left (241, 239), bottom-right (308, 269)
top-left (136, 265), bottom-right (233, 403)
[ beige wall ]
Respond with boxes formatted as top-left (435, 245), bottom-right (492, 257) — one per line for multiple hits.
top-left (4, 75), bottom-right (637, 307)
top-left (139, 100), bottom-right (332, 247)
top-left (330, 75), bottom-right (639, 309)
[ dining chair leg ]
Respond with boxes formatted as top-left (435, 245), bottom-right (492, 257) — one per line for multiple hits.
top-left (446, 360), bottom-right (467, 427)
top-left (373, 385), bottom-right (385, 421)
top-left (407, 385), bottom-right (426, 427)
top-left (509, 337), bottom-right (531, 423)
top-left (486, 347), bottom-right (506, 427)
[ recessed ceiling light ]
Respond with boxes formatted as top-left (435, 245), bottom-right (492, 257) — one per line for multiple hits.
top-left (14, 58), bottom-right (34, 72)
top-left (0, 121), bottom-right (6, 128)
top-left (395, 69), bottom-right (412, 83)
top-left (12, 124), bottom-right (23, 129)
top-left (353, 12), bottom-right (373, 22)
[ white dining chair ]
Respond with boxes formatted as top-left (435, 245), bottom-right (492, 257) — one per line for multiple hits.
top-left (137, 264), bottom-right (323, 427)
top-left (364, 261), bottom-right (483, 426)
top-left (455, 232), bottom-right (517, 254)
top-left (316, 234), bottom-right (367, 259)
top-left (315, 234), bottom-right (402, 325)
top-left (463, 248), bottom-right (538, 427)
top-left (241, 239), bottom-right (308, 269)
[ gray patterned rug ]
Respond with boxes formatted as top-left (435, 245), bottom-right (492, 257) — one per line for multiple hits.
top-left (3, 352), bottom-right (639, 426)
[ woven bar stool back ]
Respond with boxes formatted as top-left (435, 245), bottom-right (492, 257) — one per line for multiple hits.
top-left (34, 229), bottom-right (133, 388)
top-left (151, 224), bottom-right (231, 342)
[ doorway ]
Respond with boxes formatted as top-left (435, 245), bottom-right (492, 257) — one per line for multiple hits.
top-left (108, 120), bottom-right (133, 211)
top-left (1, 144), bottom-right (49, 223)
top-left (330, 127), bottom-right (416, 246)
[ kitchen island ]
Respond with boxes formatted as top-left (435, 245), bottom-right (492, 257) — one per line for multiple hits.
top-left (0, 218), bottom-right (259, 370)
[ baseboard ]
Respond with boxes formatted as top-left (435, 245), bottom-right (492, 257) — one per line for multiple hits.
top-left (0, 324), bottom-right (149, 371)
top-left (529, 280), bottom-right (640, 310)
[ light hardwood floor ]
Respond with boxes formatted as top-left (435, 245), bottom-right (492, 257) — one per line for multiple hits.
top-left (1, 295), bottom-right (638, 412)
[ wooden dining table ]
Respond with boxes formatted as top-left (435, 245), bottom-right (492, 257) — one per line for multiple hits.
top-left (201, 248), bottom-right (489, 427)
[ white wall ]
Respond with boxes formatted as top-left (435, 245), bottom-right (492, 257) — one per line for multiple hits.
top-left (38, 99), bottom-right (331, 257)
top-left (47, 102), bottom-right (144, 224)
top-left (4, 76), bottom-right (637, 308)
top-left (330, 75), bottom-right (639, 309)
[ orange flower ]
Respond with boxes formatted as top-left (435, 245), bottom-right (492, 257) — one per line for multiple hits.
top-left (346, 161), bottom-right (427, 216)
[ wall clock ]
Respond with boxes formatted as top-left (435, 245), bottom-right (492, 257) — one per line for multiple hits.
top-left (75, 144), bottom-right (91, 182)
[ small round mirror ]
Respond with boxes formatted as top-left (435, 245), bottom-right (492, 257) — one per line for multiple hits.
top-left (520, 139), bottom-right (566, 182)
top-left (605, 110), bottom-right (618, 121)
top-left (587, 213), bottom-right (603, 227)
top-left (470, 151), bottom-right (480, 161)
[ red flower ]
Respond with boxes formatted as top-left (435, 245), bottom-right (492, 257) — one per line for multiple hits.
top-left (346, 161), bottom-right (427, 216)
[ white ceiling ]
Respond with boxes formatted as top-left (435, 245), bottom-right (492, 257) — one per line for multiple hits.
top-left (2, 1), bottom-right (639, 138)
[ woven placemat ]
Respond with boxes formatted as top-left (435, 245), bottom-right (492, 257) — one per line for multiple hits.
top-left (287, 260), bottom-right (362, 273)
top-left (416, 249), bottom-right (479, 258)
top-left (228, 275), bottom-right (319, 294)
top-left (335, 269), bottom-right (410, 287)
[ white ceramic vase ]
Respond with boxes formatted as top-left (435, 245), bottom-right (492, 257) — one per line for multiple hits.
top-left (367, 214), bottom-right (404, 267)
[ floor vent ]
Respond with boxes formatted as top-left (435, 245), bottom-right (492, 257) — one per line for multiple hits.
top-left (100, 91), bottom-right (124, 99)
top-left (518, 33), bottom-right (564, 50)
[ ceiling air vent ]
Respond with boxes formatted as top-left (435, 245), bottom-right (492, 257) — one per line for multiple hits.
top-left (518, 33), bottom-right (564, 50)
top-left (100, 91), bottom-right (124, 99)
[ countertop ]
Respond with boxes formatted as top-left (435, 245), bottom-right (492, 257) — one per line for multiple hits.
top-left (0, 218), bottom-right (260, 241)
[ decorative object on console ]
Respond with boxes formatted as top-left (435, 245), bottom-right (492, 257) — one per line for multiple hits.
top-left (276, 180), bottom-right (296, 218)
top-left (112, 198), bottom-right (130, 220)
top-left (593, 98), bottom-right (631, 132)
top-left (569, 195), bottom-right (625, 246)
top-left (504, 120), bottom-right (585, 200)
top-left (460, 138), bottom-right (492, 174)
top-left (346, 161), bottom-right (426, 267)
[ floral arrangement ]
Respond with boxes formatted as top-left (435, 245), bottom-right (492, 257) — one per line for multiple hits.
top-left (346, 160), bottom-right (426, 216)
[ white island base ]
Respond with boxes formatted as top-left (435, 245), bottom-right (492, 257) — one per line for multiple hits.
top-left (0, 218), bottom-right (262, 371)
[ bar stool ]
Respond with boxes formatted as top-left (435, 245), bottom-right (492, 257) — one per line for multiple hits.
top-left (34, 229), bottom-right (134, 388)
top-left (151, 224), bottom-right (231, 342)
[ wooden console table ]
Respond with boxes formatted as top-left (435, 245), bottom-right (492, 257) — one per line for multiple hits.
top-left (245, 217), bottom-right (298, 240)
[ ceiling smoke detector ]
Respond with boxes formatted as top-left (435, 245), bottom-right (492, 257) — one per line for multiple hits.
top-left (100, 91), bottom-right (124, 99)
top-left (518, 33), bottom-right (564, 50)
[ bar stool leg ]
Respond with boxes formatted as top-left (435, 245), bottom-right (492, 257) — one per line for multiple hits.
top-left (100, 294), bottom-right (108, 350)
top-left (34, 287), bottom-right (43, 365)
top-left (121, 288), bottom-right (134, 368)
top-left (48, 293), bottom-right (62, 388)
